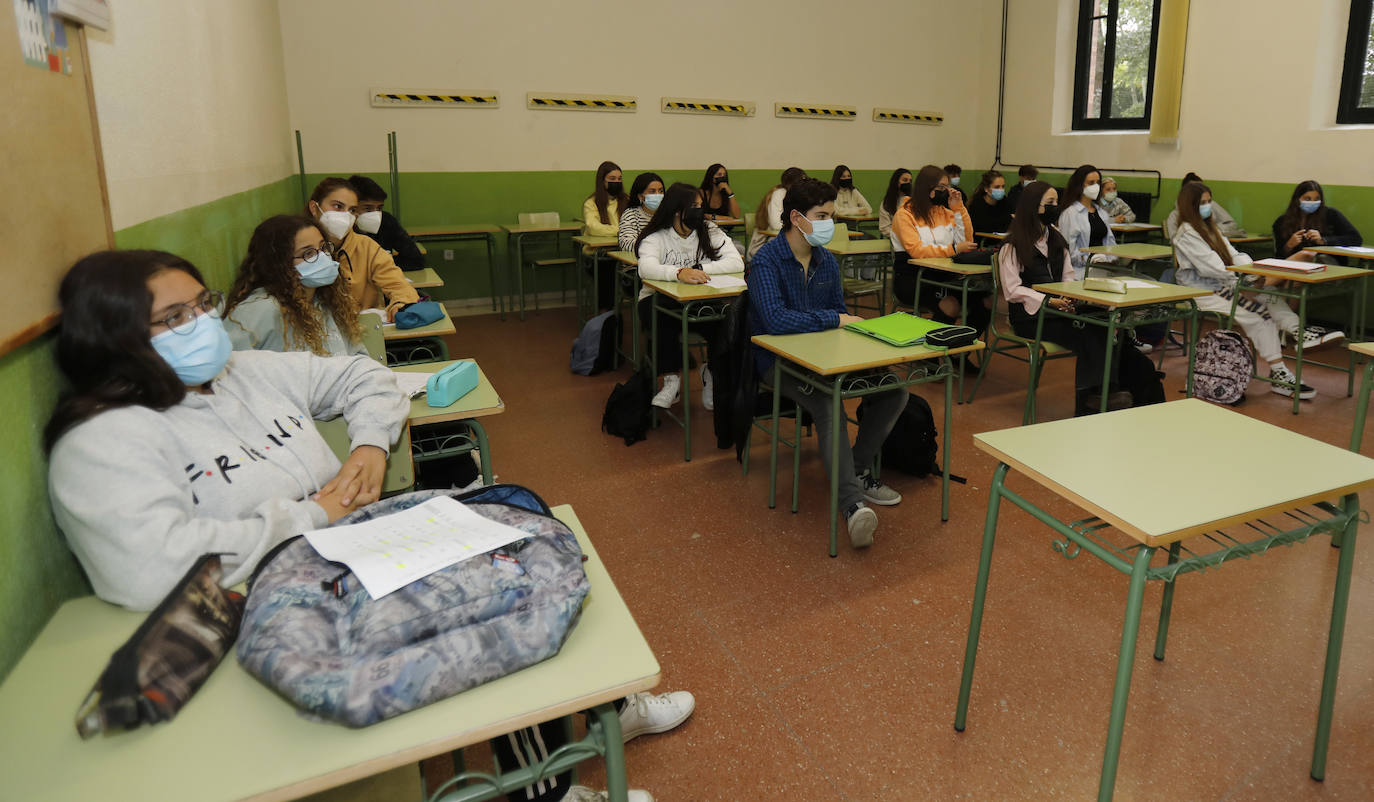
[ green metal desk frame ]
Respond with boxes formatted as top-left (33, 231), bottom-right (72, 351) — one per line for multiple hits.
top-left (386, 337), bottom-right (451, 366)
top-left (911, 258), bottom-right (994, 403)
top-left (649, 286), bottom-right (741, 461)
top-left (410, 420), bottom-right (494, 486)
top-left (955, 464), bottom-right (1362, 802)
top-left (609, 250), bottom-right (642, 368)
top-left (410, 227), bottom-right (500, 315)
top-left (504, 225), bottom-right (580, 322)
top-left (574, 236), bottom-right (617, 326)
top-left (1350, 342), bottom-right (1374, 451)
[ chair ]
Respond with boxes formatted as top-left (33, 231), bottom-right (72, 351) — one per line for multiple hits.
top-left (966, 254), bottom-right (1076, 424)
top-left (359, 311), bottom-right (385, 363)
top-left (835, 223), bottom-right (887, 315)
top-left (517, 212), bottom-right (575, 312)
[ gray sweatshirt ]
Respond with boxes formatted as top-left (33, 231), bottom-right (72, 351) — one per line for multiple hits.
top-left (224, 288), bottom-right (365, 357)
top-left (48, 350), bottom-right (409, 610)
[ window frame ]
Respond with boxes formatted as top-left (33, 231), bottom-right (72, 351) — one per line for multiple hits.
top-left (1337, 0), bottom-right (1374, 124)
top-left (1071, 0), bottom-right (1163, 131)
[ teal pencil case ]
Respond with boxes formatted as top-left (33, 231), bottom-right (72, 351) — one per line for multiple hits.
top-left (426, 361), bottom-right (478, 407)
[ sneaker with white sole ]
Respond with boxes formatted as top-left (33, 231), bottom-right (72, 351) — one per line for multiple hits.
top-left (700, 364), bottom-right (714, 411)
top-left (1268, 364), bottom-right (1317, 400)
top-left (858, 470), bottom-right (902, 506)
top-left (846, 502), bottom-right (877, 548)
top-left (564, 787), bottom-right (655, 802)
top-left (1128, 335), bottom-right (1153, 355)
top-left (618, 691), bottom-right (696, 742)
top-left (651, 374), bottom-right (681, 409)
top-left (1283, 325), bottom-right (1346, 350)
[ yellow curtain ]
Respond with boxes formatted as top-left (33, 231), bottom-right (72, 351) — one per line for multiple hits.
top-left (1149, 0), bottom-right (1191, 144)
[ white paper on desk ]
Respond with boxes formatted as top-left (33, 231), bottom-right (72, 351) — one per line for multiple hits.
top-left (361, 307), bottom-right (395, 327)
top-left (302, 496), bottom-right (529, 599)
top-left (1338, 246), bottom-right (1374, 253)
top-left (1122, 280), bottom-right (1159, 289)
top-left (705, 275), bottom-right (746, 289)
top-left (393, 371), bottom-right (433, 398)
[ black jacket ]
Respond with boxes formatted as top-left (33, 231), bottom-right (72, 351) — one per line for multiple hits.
top-left (1272, 206), bottom-right (1362, 259)
top-left (362, 211), bottom-right (426, 269)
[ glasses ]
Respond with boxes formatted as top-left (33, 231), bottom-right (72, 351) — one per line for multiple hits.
top-left (151, 290), bottom-right (224, 335)
top-left (293, 241), bottom-right (336, 264)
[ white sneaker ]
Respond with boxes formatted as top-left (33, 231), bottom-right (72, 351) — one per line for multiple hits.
top-left (700, 365), bottom-right (714, 411)
top-left (1283, 325), bottom-right (1346, 350)
top-left (651, 374), bottom-right (681, 409)
top-left (1269, 364), bottom-right (1317, 400)
top-left (618, 691), bottom-right (696, 742)
top-left (846, 502), bottom-right (877, 549)
top-left (564, 786), bottom-right (655, 802)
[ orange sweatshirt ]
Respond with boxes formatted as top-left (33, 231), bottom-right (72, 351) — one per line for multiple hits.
top-left (892, 204), bottom-right (974, 258)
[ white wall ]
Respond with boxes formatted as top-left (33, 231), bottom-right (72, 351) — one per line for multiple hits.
top-left (277, 0), bottom-right (1002, 174)
top-left (999, 0), bottom-right (1374, 185)
top-left (88, 0), bottom-right (296, 229)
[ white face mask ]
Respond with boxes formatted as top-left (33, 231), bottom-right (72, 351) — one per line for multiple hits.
top-left (318, 210), bottom-right (355, 240)
top-left (1083, 183), bottom-right (1102, 201)
top-left (355, 211), bottom-right (383, 234)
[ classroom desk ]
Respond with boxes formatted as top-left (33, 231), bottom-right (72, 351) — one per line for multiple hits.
top-left (609, 249), bottom-right (642, 367)
top-left (751, 328), bottom-right (984, 557)
top-left (835, 213), bottom-right (879, 233)
top-left (404, 267), bottom-right (445, 290)
top-left (708, 216), bottom-right (745, 232)
top-left (384, 306), bottom-right (457, 366)
top-left (955, 399), bottom-right (1374, 802)
top-left (642, 275), bottom-right (746, 461)
top-left (395, 359), bottom-right (504, 486)
top-left (503, 222), bottom-right (583, 322)
top-left (973, 231), bottom-right (1007, 242)
top-left (825, 236), bottom-right (894, 315)
top-left (1109, 222), bottom-right (1162, 241)
top-left (572, 234), bottom-right (619, 326)
top-left (0, 504), bottom-right (660, 802)
top-left (1029, 278), bottom-right (1208, 419)
top-left (410, 224), bottom-right (502, 314)
top-left (909, 256), bottom-right (995, 402)
top-left (1350, 341), bottom-right (1374, 451)
top-left (1227, 235), bottom-right (1272, 246)
top-left (1308, 245), bottom-right (1374, 341)
top-left (317, 416), bottom-right (415, 496)
top-left (1082, 242), bottom-right (1174, 276)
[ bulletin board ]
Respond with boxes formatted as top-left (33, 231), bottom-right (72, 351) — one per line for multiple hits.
top-left (0, 9), bottom-right (112, 357)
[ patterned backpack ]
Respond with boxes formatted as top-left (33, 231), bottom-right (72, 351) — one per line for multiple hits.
top-left (1192, 330), bottom-right (1253, 405)
top-left (235, 484), bottom-right (590, 727)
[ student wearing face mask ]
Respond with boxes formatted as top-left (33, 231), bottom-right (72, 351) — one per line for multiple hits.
top-left (748, 167), bottom-right (808, 260)
top-left (748, 178), bottom-right (906, 550)
top-left (943, 164), bottom-right (967, 204)
top-left (1056, 164), bottom-right (1119, 281)
top-left (892, 165), bottom-right (989, 331)
top-left (830, 164), bottom-right (872, 217)
top-left (618, 172), bottom-right (665, 252)
top-left (635, 183), bottom-right (744, 409)
top-left (1006, 164), bottom-right (1039, 209)
top-left (878, 168), bottom-right (912, 241)
top-left (224, 215), bottom-right (365, 357)
top-left (347, 175), bottom-right (425, 270)
top-left (307, 178), bottom-right (419, 322)
top-left (1272, 179), bottom-right (1363, 260)
top-left (698, 163), bottom-right (742, 221)
top-left (1097, 177), bottom-right (1136, 224)
top-left (967, 169), bottom-right (1012, 237)
top-left (582, 161), bottom-right (628, 238)
top-left (1166, 173), bottom-right (1245, 239)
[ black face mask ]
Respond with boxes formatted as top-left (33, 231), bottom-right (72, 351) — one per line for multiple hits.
top-left (931, 188), bottom-right (950, 207)
top-left (714, 175), bottom-right (728, 186)
top-left (898, 182), bottom-right (912, 196)
top-left (606, 182), bottom-right (623, 196)
top-left (682, 207), bottom-right (705, 228)
top-left (1039, 204), bottom-right (1061, 226)
top-left (839, 178), bottom-right (853, 189)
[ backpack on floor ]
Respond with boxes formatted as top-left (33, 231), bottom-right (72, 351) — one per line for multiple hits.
top-left (1193, 329), bottom-right (1252, 405)
top-left (857, 393), bottom-right (963, 481)
top-left (602, 367), bottom-right (653, 445)
top-left (235, 484), bottom-right (590, 728)
top-left (570, 310), bottom-right (620, 376)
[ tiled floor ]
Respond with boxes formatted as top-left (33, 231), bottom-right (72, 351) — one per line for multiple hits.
top-left (394, 307), bottom-right (1373, 801)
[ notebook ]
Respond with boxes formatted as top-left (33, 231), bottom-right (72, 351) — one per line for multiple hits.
top-left (844, 312), bottom-right (950, 347)
top-left (1254, 258), bottom-right (1326, 274)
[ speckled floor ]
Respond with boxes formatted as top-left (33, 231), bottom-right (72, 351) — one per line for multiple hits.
top-left (386, 306), bottom-right (1374, 801)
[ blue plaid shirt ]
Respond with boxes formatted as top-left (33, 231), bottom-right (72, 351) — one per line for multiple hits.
top-left (748, 233), bottom-right (845, 377)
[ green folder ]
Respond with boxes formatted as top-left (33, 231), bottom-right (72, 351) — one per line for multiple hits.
top-left (843, 312), bottom-right (949, 347)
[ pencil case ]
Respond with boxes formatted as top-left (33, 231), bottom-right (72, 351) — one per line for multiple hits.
top-left (394, 301), bottom-right (444, 329)
top-left (925, 325), bottom-right (979, 349)
top-left (426, 361), bottom-right (478, 407)
top-left (1084, 277), bottom-right (1128, 294)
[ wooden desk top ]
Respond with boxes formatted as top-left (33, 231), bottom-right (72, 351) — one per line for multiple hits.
top-left (608, 249), bottom-right (639, 267)
top-left (0, 505), bottom-right (660, 802)
top-left (974, 398), bottom-right (1374, 546)
top-left (836, 213), bottom-right (878, 223)
top-left (395, 359), bottom-right (505, 426)
top-left (909, 256), bottom-right (991, 275)
top-left (1226, 262), bottom-right (1370, 284)
top-left (642, 274), bottom-right (746, 302)
top-left (826, 238), bottom-right (894, 255)
top-left (710, 216), bottom-right (745, 227)
top-left (572, 235), bottom-right (618, 249)
top-left (1228, 235), bottom-right (1272, 245)
top-left (974, 231), bottom-right (1008, 241)
top-left (1350, 341), bottom-right (1374, 359)
top-left (384, 307), bottom-right (456, 341)
top-left (404, 267), bottom-right (444, 289)
top-left (1110, 223), bottom-right (1162, 232)
top-left (1032, 279), bottom-right (1208, 309)
top-left (752, 328), bottom-right (984, 376)
top-left (1081, 242), bottom-right (1174, 260)
top-left (502, 222), bottom-right (583, 235)
top-left (409, 224), bottom-right (502, 238)
top-left (1308, 245), bottom-right (1374, 261)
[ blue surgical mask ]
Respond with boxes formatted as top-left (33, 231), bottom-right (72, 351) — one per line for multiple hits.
top-left (1199, 202), bottom-right (1213, 220)
top-left (297, 251), bottom-right (340, 288)
top-left (950, 176), bottom-right (961, 187)
top-left (151, 312), bottom-right (232, 386)
top-left (803, 217), bottom-right (835, 247)
top-left (643, 193), bottom-right (664, 211)
top-left (990, 188), bottom-right (1006, 201)
top-left (1299, 199), bottom-right (1322, 214)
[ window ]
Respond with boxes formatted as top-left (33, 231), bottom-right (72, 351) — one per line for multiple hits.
top-left (1072, 0), bottom-right (1163, 130)
top-left (1338, 1), bottom-right (1374, 124)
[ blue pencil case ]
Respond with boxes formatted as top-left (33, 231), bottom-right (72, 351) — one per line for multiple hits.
top-left (426, 361), bottom-right (478, 407)
top-left (394, 300), bottom-right (444, 329)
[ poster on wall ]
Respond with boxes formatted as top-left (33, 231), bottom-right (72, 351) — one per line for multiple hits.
top-left (12, 0), bottom-right (73, 74)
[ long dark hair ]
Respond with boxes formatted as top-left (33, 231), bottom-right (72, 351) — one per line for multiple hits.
top-left (830, 164), bottom-right (852, 189)
top-left (905, 164), bottom-right (946, 226)
top-left (971, 169), bottom-right (1004, 204)
top-left (45, 251), bottom-right (204, 450)
top-left (625, 172), bottom-right (664, 211)
top-left (589, 161), bottom-right (627, 225)
top-left (755, 167), bottom-right (807, 231)
top-left (1176, 182), bottom-right (1232, 267)
top-left (698, 163), bottom-right (728, 200)
top-left (881, 167), bottom-right (912, 216)
top-left (306, 177), bottom-right (357, 218)
top-left (1064, 164), bottom-right (1100, 208)
top-left (1277, 179), bottom-right (1328, 243)
top-left (634, 182), bottom-right (721, 261)
top-left (1006, 181), bottom-right (1067, 270)
top-left (226, 215), bottom-right (362, 354)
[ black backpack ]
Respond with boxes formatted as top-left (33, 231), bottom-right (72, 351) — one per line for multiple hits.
top-left (601, 368), bottom-right (653, 445)
top-left (858, 393), bottom-right (963, 481)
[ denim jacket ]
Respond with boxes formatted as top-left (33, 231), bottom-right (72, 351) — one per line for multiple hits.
top-left (1057, 200), bottom-right (1117, 280)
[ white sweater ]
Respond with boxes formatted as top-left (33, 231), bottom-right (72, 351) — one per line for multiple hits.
top-left (48, 350), bottom-right (409, 610)
top-left (636, 223), bottom-right (744, 300)
top-left (835, 187), bottom-right (872, 217)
